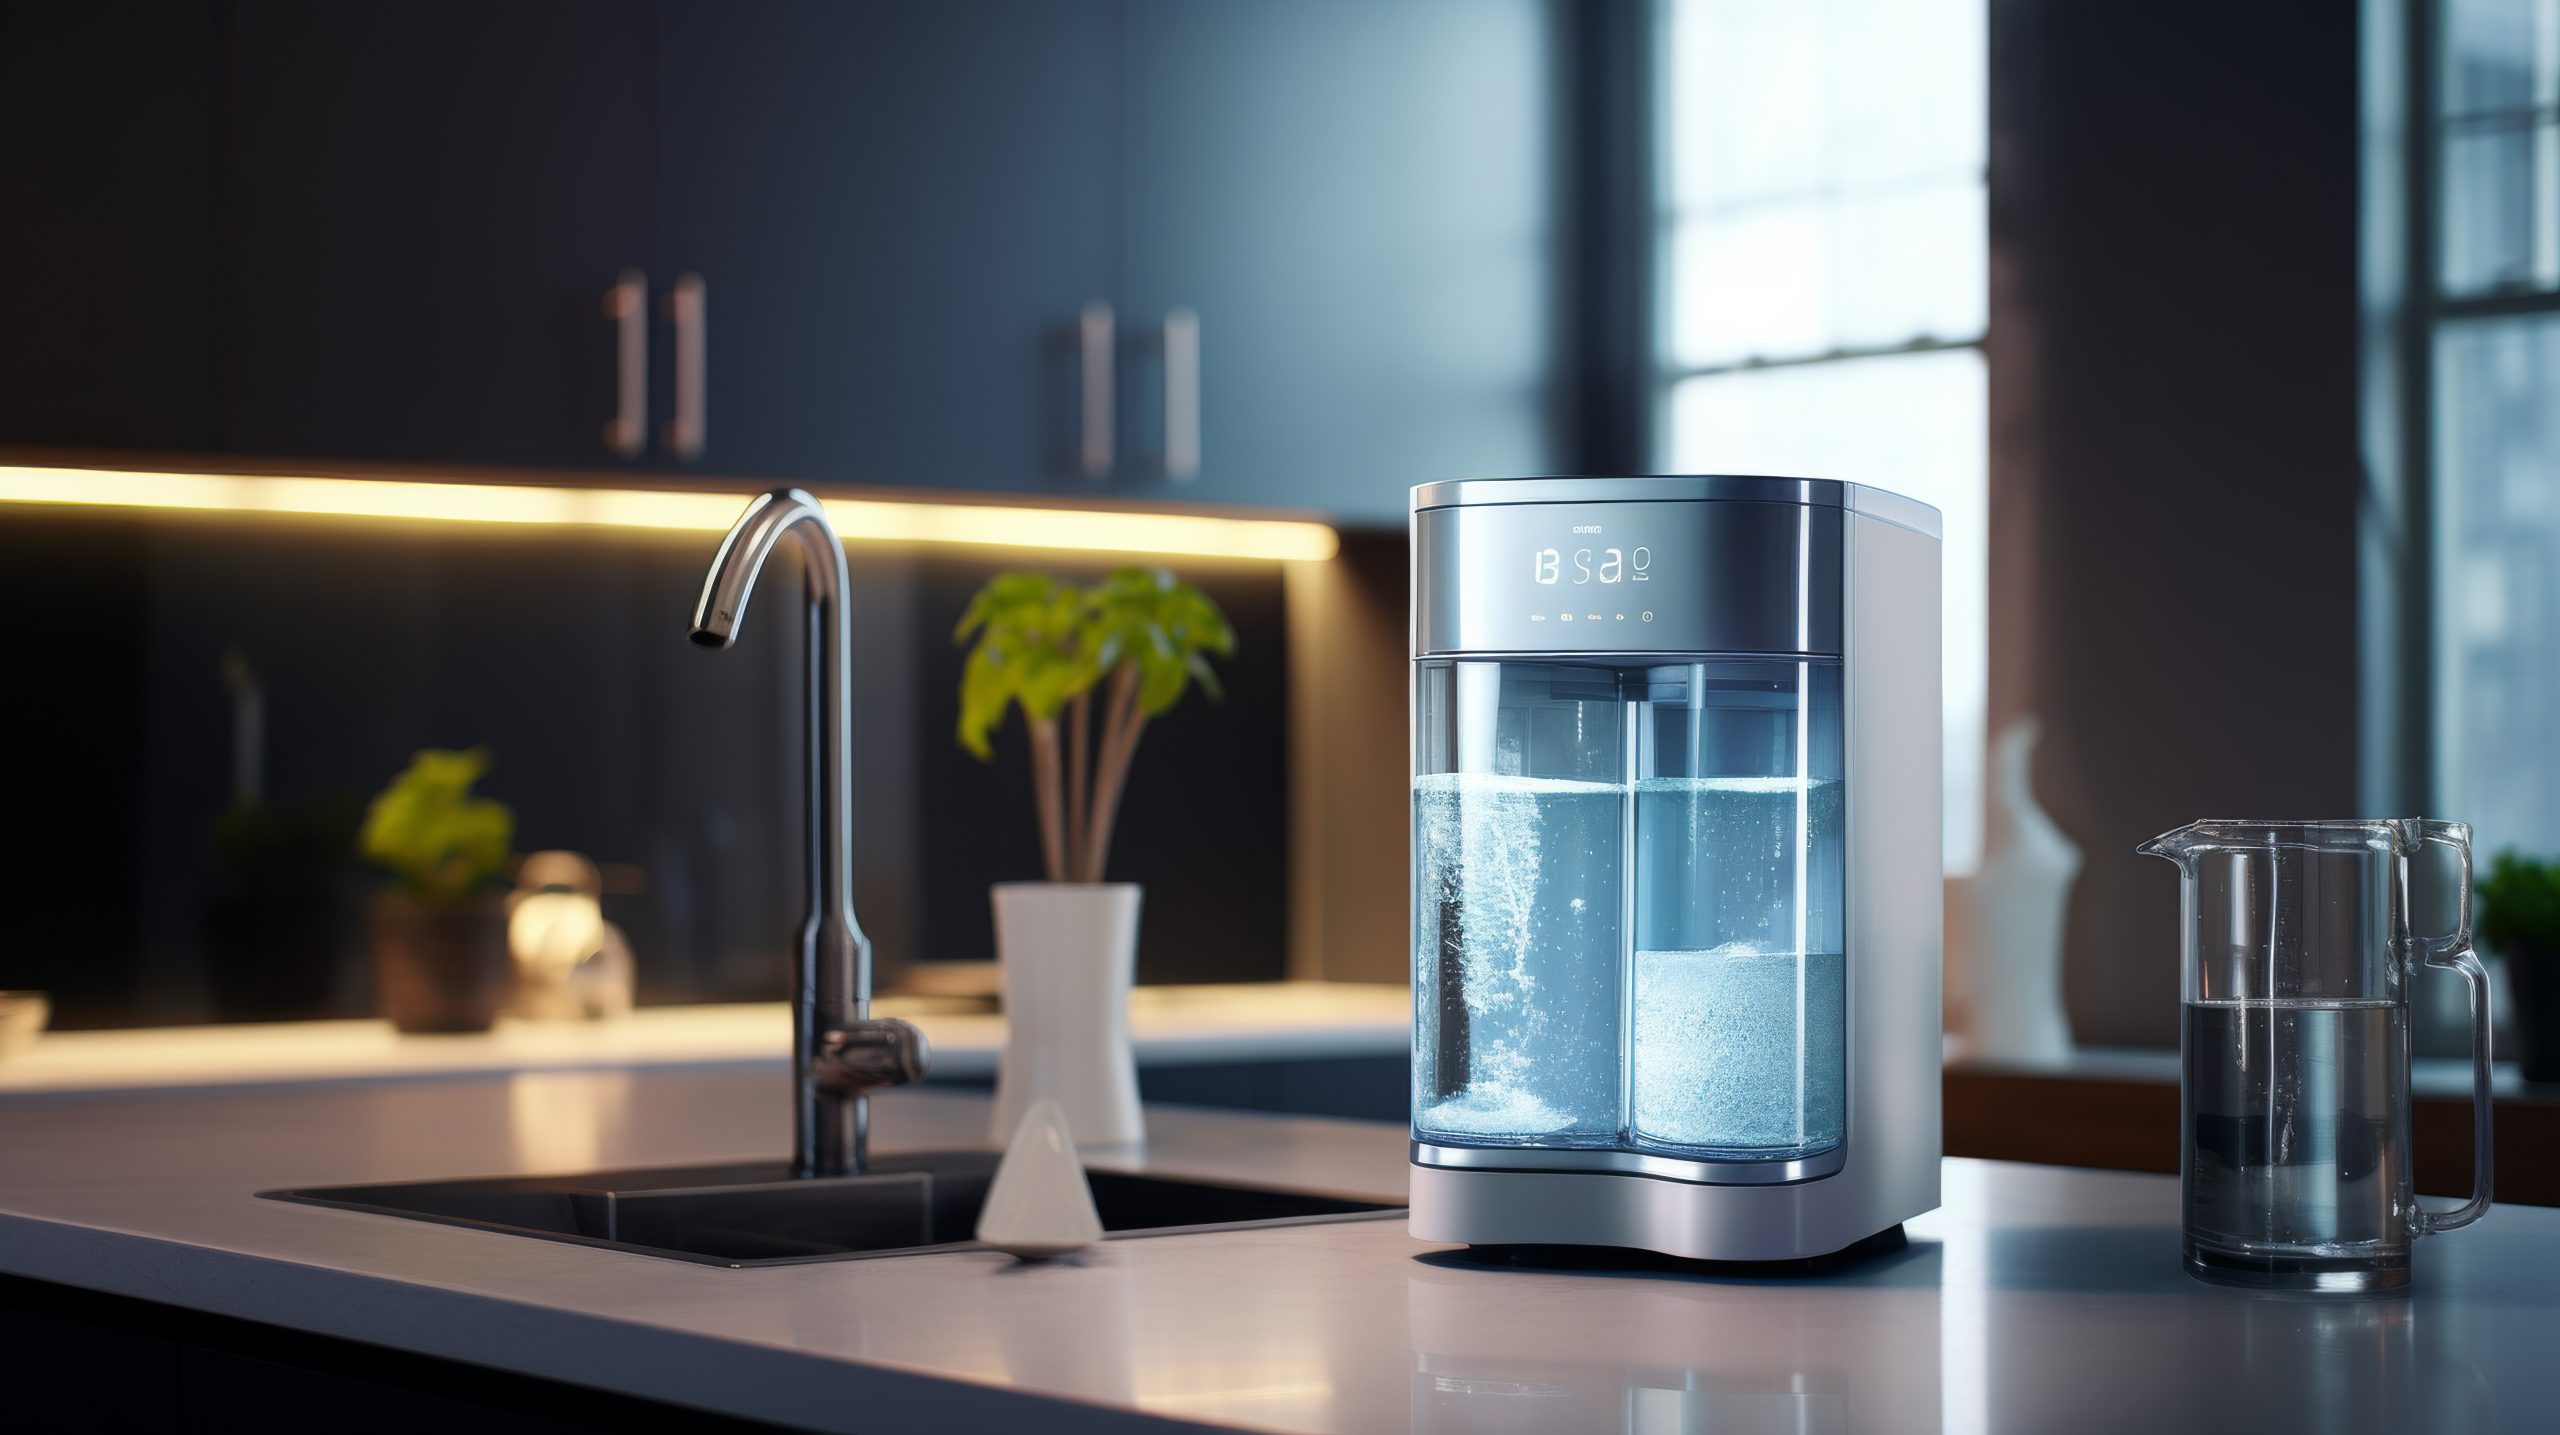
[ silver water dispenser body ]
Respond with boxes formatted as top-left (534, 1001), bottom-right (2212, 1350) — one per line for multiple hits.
top-left (1406, 476), bottom-right (1941, 1261)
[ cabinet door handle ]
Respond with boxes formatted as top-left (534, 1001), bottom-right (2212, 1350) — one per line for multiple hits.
top-left (1079, 301), bottom-right (1115, 477)
top-left (664, 272), bottom-right (707, 460)
top-left (1163, 306), bottom-right (1199, 481)
top-left (602, 269), bottom-right (647, 458)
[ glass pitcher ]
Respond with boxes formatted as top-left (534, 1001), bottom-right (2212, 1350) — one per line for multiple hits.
top-left (2137, 819), bottom-right (2493, 1291)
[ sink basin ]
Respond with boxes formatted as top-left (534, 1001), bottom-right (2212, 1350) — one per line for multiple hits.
top-left (262, 1150), bottom-right (1403, 1267)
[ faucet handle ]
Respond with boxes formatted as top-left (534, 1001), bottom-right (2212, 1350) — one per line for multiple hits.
top-left (815, 1018), bottom-right (932, 1096)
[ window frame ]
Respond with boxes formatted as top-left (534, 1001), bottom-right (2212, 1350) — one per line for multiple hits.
top-left (2373, 0), bottom-right (2560, 822)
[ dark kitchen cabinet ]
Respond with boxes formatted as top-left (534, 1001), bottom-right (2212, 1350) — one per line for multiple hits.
top-left (653, 0), bottom-right (1556, 514)
top-left (0, 6), bottom-right (223, 453)
top-left (1119, 0), bottom-right (1561, 522)
top-left (0, 1), bottom-right (1561, 519)
top-left (654, 0), bottom-right (1121, 494)
top-left (217, 2), bottom-right (656, 471)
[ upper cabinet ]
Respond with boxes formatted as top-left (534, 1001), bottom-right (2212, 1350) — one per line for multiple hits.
top-left (653, 0), bottom-right (1120, 493)
top-left (1119, 0), bottom-right (1559, 523)
top-left (0, 1), bottom-right (1562, 522)
top-left (219, 2), bottom-right (656, 471)
top-left (0, 6), bottom-right (223, 453)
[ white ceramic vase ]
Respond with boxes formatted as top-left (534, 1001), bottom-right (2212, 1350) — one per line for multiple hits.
top-left (1955, 718), bottom-right (2082, 1065)
top-left (990, 882), bottom-right (1145, 1149)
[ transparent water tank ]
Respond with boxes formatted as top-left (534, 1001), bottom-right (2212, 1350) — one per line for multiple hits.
top-left (1413, 657), bottom-right (1846, 1160)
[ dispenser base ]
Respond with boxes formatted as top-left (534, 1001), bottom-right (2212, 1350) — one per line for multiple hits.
top-left (1408, 1157), bottom-right (1920, 1264)
top-left (1436, 1222), bottom-right (1909, 1277)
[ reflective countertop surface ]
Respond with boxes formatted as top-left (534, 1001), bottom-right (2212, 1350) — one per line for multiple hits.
top-left (0, 1069), bottom-right (2550, 1433)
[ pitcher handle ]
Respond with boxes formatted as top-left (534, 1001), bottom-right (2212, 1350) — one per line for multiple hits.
top-left (2414, 821), bottom-right (2494, 1236)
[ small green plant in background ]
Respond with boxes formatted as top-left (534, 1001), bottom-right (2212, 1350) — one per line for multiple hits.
top-left (359, 748), bottom-right (517, 902)
top-left (955, 568), bottom-right (1235, 884)
top-left (2479, 850), bottom-right (2560, 958)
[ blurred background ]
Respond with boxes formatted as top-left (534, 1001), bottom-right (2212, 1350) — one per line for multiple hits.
top-left (0, 0), bottom-right (2550, 1180)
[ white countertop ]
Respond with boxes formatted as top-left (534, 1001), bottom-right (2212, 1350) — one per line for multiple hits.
top-left (2, 1070), bottom-right (2554, 1434)
top-left (0, 982), bottom-right (1410, 1095)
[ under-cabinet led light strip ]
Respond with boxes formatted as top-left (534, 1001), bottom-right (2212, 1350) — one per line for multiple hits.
top-left (0, 464), bottom-right (1340, 563)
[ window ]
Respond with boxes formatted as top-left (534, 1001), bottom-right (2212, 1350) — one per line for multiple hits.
top-left (2430, 0), bottom-right (2560, 865)
top-left (1653, 0), bottom-right (1989, 871)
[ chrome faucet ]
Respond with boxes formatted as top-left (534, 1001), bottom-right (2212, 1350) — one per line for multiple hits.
top-left (691, 488), bottom-right (929, 1178)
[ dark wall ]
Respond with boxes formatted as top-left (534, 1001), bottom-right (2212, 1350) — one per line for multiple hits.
top-left (1989, 1), bottom-right (2363, 1045)
top-left (2, 511), bottom-right (1289, 1028)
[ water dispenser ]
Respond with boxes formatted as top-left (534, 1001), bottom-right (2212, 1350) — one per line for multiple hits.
top-left (1407, 476), bottom-right (1942, 1262)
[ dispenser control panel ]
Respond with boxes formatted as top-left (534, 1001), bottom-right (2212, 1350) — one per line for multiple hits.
top-left (1530, 541), bottom-right (1652, 590)
top-left (1412, 499), bottom-right (1843, 657)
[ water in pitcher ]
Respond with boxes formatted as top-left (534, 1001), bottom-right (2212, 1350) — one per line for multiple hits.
top-left (2184, 999), bottom-right (2411, 1272)
top-left (1413, 772), bottom-right (1623, 1143)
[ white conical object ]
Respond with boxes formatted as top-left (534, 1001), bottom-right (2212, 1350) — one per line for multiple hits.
top-left (976, 1097), bottom-right (1105, 1260)
top-left (1956, 717), bottom-right (2082, 1065)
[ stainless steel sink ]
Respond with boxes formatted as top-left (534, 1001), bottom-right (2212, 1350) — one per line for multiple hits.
top-left (263, 1151), bottom-right (1403, 1267)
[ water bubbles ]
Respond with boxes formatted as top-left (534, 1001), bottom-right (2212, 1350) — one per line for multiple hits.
top-left (1413, 773), bottom-right (1846, 1159)
top-left (1631, 946), bottom-right (1845, 1154)
top-left (1414, 774), bottom-right (1622, 1144)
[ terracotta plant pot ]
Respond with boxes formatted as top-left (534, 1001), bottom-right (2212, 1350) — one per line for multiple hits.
top-left (2505, 945), bottom-right (2560, 1085)
top-left (369, 890), bottom-right (512, 1034)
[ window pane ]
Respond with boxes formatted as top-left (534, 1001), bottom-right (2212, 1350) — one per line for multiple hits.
top-left (2442, 0), bottom-right (2550, 115)
top-left (2443, 119), bottom-right (2551, 294)
top-left (1660, 0), bottom-right (1985, 366)
top-left (2436, 316), bottom-right (2560, 864)
top-left (1661, 349), bottom-right (1988, 871)
top-left (2440, 0), bottom-right (2560, 295)
top-left (1666, 181), bottom-right (1985, 367)
top-left (1662, 0), bottom-right (1984, 209)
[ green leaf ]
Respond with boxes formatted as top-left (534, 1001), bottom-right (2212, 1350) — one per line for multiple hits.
top-left (2479, 849), bottom-right (2560, 956)
top-left (1185, 650), bottom-right (1224, 703)
top-left (951, 566), bottom-right (1234, 752)
top-left (358, 748), bottom-right (516, 902)
top-left (956, 647), bottom-right (1010, 759)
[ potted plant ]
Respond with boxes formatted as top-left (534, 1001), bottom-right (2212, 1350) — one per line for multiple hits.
top-left (2479, 850), bottom-right (2560, 1084)
top-left (359, 748), bottom-right (518, 1033)
top-left (956, 567), bottom-right (1234, 1147)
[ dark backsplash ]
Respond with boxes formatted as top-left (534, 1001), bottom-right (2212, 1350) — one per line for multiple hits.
top-left (7, 509), bottom-right (1288, 1029)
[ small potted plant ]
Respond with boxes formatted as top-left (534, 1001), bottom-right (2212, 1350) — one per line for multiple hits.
top-left (956, 567), bottom-right (1234, 1147)
top-left (360, 748), bottom-right (518, 1033)
top-left (2479, 850), bottom-right (2560, 1084)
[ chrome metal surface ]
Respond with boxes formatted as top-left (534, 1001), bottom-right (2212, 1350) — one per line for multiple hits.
top-left (1079, 301), bottom-right (1115, 477)
top-left (818, 1018), bottom-right (933, 1096)
top-left (1163, 306), bottom-right (1200, 481)
top-left (1405, 504), bottom-right (1943, 1261)
top-left (1410, 1141), bottom-right (1847, 1186)
top-left (1835, 509), bottom-right (1946, 1237)
top-left (264, 1151), bottom-right (1401, 1269)
top-left (1409, 1161), bottom-right (1896, 1262)
top-left (601, 269), bottom-right (647, 457)
top-left (690, 490), bottom-right (927, 1177)
top-left (1412, 497), bottom-right (1842, 656)
top-left (663, 272), bottom-right (707, 460)
top-left (1409, 474), bottom-right (1943, 540)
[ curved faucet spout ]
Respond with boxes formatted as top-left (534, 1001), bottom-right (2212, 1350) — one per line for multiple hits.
top-left (689, 488), bottom-right (842, 648)
top-left (691, 488), bottom-right (925, 1178)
